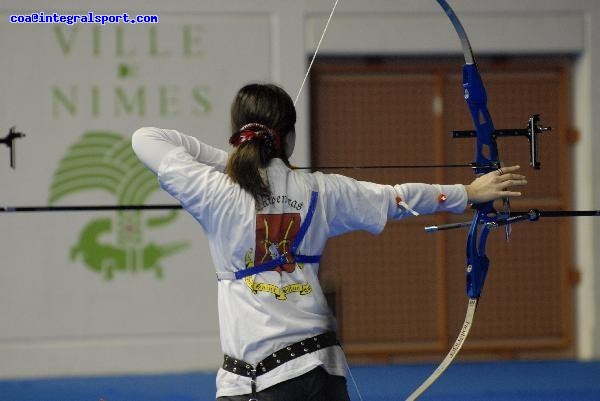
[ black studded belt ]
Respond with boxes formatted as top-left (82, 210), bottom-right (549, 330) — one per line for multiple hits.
top-left (222, 332), bottom-right (340, 399)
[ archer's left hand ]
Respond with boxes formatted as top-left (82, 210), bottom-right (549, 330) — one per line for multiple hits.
top-left (464, 165), bottom-right (527, 204)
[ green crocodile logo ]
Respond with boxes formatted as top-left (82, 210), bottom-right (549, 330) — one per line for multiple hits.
top-left (49, 131), bottom-right (189, 280)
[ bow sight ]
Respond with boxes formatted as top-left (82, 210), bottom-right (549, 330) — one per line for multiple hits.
top-left (453, 114), bottom-right (551, 170)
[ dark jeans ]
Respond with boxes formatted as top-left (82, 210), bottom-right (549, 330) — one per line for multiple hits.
top-left (217, 367), bottom-right (350, 401)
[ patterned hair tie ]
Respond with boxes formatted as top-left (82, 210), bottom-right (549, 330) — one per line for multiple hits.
top-left (229, 123), bottom-right (282, 152)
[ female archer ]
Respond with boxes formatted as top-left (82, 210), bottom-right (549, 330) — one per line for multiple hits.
top-left (132, 83), bottom-right (526, 401)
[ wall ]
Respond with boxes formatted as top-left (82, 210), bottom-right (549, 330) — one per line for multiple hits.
top-left (0, 0), bottom-right (597, 378)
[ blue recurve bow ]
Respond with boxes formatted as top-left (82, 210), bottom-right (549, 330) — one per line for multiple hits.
top-left (406, 1), bottom-right (544, 399)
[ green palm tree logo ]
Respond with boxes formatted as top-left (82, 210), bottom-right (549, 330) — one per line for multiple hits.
top-left (49, 131), bottom-right (189, 280)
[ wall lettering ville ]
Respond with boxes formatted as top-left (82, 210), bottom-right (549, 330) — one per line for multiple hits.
top-left (51, 25), bottom-right (212, 118)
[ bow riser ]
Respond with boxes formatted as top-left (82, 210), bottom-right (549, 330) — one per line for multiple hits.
top-left (463, 64), bottom-right (500, 174)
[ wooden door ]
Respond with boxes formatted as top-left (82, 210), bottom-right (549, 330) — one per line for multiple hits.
top-left (311, 58), bottom-right (574, 361)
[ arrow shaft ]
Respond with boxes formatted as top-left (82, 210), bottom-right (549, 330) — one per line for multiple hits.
top-left (294, 163), bottom-right (474, 170)
top-left (425, 210), bottom-right (600, 232)
top-left (1, 204), bottom-right (182, 213)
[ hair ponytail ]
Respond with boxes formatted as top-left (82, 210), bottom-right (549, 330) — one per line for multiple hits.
top-left (225, 84), bottom-right (296, 203)
top-left (225, 128), bottom-right (277, 201)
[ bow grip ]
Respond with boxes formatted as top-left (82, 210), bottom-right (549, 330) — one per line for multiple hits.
top-left (466, 206), bottom-right (494, 298)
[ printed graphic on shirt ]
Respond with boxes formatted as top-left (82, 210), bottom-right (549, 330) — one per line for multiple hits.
top-left (255, 213), bottom-right (298, 273)
top-left (242, 212), bottom-right (312, 300)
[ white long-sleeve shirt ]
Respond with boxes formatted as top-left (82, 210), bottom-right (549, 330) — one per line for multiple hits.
top-left (131, 127), bottom-right (468, 397)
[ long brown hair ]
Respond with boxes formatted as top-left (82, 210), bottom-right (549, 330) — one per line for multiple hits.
top-left (225, 84), bottom-right (296, 202)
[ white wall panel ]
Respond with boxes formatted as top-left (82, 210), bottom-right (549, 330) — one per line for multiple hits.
top-left (0, 0), bottom-right (598, 379)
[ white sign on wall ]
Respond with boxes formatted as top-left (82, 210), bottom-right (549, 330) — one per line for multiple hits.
top-left (0, 12), bottom-right (273, 376)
